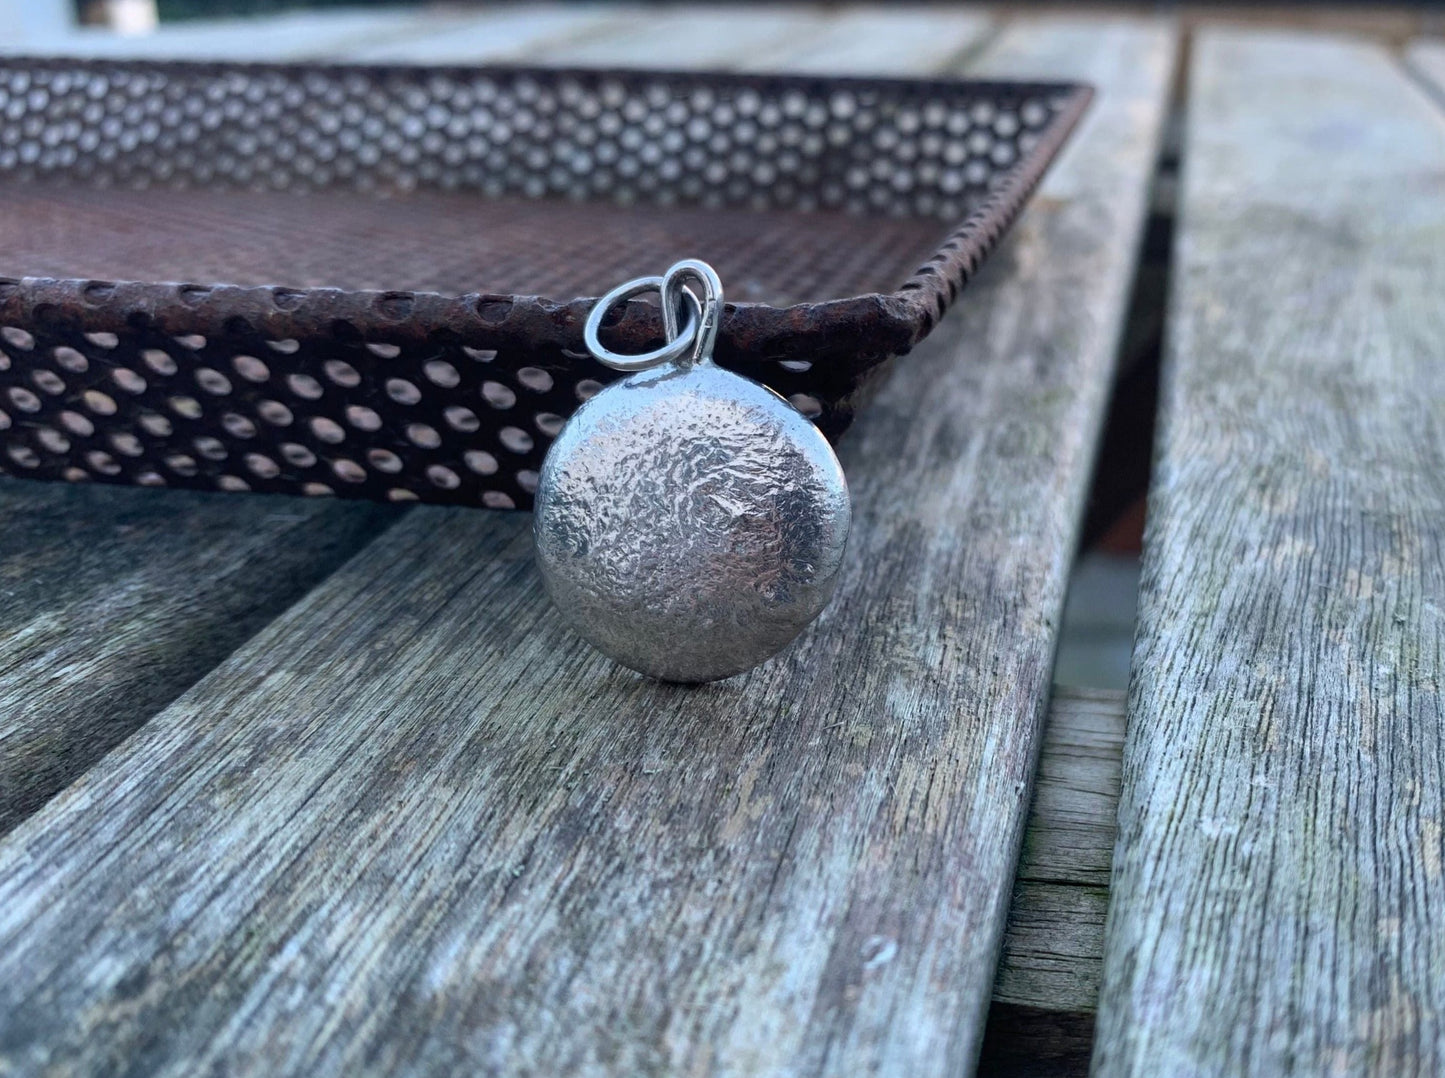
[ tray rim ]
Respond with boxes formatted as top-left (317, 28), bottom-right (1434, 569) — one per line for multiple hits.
top-left (0, 58), bottom-right (1094, 365)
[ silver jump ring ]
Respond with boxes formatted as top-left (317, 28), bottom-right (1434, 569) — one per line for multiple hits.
top-left (583, 274), bottom-right (702, 373)
top-left (661, 259), bottom-right (723, 369)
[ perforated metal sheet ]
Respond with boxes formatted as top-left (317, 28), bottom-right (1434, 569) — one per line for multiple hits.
top-left (0, 184), bottom-right (949, 303)
top-left (0, 58), bottom-right (1090, 509)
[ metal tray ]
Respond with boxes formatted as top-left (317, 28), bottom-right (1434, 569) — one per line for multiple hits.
top-left (0, 58), bottom-right (1090, 509)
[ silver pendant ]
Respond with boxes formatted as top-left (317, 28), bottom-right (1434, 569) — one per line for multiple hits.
top-left (533, 260), bottom-right (851, 683)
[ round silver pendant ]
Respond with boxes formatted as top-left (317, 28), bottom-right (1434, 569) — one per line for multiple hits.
top-left (533, 261), bottom-right (851, 683)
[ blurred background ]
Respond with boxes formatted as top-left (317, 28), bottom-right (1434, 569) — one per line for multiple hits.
top-left (151, 1), bottom-right (394, 18)
top-left (17, 0), bottom-right (1445, 38)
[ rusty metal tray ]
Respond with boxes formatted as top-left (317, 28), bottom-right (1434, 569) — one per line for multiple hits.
top-left (0, 57), bottom-right (1090, 508)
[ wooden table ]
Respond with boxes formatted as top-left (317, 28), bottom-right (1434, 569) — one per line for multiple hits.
top-left (1, 5), bottom-right (1442, 1076)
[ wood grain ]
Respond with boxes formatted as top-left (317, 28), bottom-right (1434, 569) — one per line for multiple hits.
top-left (738, 8), bottom-right (995, 75)
top-left (1094, 31), bottom-right (1445, 1076)
top-left (0, 480), bottom-right (394, 834)
top-left (533, 6), bottom-right (835, 68)
top-left (0, 16), bottom-right (1172, 1077)
top-left (977, 687), bottom-right (1125, 1078)
top-left (998, 687), bottom-right (1126, 1006)
top-left (343, 5), bottom-right (637, 65)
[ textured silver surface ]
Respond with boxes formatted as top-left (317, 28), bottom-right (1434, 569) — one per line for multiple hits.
top-left (534, 362), bottom-right (851, 683)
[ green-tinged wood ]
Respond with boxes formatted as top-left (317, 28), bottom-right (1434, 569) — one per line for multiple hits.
top-left (1095, 31), bottom-right (1445, 1077)
top-left (977, 687), bottom-right (1125, 1078)
top-left (998, 687), bottom-right (1125, 1005)
top-left (0, 480), bottom-right (396, 833)
top-left (996, 883), bottom-right (1110, 1010)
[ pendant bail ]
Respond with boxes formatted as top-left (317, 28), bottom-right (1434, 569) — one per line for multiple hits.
top-left (660, 259), bottom-right (724, 368)
top-left (581, 259), bottom-right (720, 373)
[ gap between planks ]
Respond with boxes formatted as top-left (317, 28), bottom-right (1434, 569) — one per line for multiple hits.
top-left (978, 686), bottom-right (1125, 1078)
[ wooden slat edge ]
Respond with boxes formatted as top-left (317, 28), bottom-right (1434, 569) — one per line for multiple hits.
top-left (1095, 29), bottom-right (1445, 1076)
top-left (0, 480), bottom-right (396, 833)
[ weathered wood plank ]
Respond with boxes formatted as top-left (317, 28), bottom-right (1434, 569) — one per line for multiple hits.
top-left (0, 19), bottom-right (1172, 1076)
top-left (994, 686), bottom-right (1124, 1010)
top-left (976, 687), bottom-right (1124, 1078)
top-left (0, 480), bottom-right (395, 834)
top-left (344, 5), bottom-right (633, 65)
top-left (1094, 31), bottom-right (1445, 1077)
top-left (999, 881), bottom-right (1111, 1012)
top-left (1011, 685), bottom-right (1126, 894)
top-left (738, 7), bottom-right (994, 75)
top-left (0, 9), bottom-right (452, 60)
top-left (534, 6), bottom-right (834, 69)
